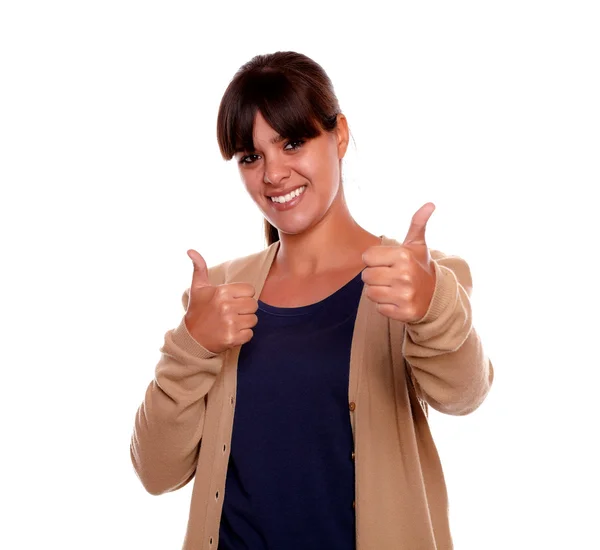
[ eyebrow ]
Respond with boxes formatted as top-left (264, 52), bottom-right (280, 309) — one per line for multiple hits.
top-left (235, 134), bottom-right (286, 154)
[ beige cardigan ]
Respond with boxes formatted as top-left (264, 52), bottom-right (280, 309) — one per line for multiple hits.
top-left (130, 235), bottom-right (494, 549)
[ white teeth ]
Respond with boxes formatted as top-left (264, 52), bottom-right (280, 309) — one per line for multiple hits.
top-left (270, 186), bottom-right (306, 203)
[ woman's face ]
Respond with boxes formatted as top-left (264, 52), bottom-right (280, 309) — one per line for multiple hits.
top-left (234, 110), bottom-right (349, 237)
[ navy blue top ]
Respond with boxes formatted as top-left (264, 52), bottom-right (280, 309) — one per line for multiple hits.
top-left (218, 269), bottom-right (365, 550)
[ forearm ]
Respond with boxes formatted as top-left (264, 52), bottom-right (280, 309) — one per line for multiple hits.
top-left (403, 255), bottom-right (494, 415)
top-left (130, 317), bottom-right (224, 494)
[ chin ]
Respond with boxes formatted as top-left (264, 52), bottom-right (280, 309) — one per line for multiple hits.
top-left (271, 225), bottom-right (305, 237)
top-left (276, 220), bottom-right (320, 238)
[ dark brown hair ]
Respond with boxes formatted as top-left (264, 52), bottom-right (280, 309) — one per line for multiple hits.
top-left (216, 51), bottom-right (342, 246)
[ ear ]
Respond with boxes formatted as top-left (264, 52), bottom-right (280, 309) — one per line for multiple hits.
top-left (335, 113), bottom-right (350, 159)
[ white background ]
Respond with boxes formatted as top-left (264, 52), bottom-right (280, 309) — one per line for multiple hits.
top-left (1, 1), bottom-right (599, 548)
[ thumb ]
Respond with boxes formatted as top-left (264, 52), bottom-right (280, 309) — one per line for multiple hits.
top-left (403, 202), bottom-right (435, 246)
top-left (187, 249), bottom-right (211, 288)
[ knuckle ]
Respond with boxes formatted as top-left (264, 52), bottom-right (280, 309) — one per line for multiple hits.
top-left (224, 316), bottom-right (235, 330)
top-left (398, 270), bottom-right (412, 283)
top-left (224, 329), bottom-right (236, 347)
top-left (215, 285), bottom-right (230, 298)
top-left (404, 287), bottom-right (416, 301)
top-left (397, 248), bottom-right (411, 261)
top-left (222, 333), bottom-right (231, 347)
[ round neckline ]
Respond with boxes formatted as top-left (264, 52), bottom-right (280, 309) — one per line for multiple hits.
top-left (258, 269), bottom-right (365, 317)
top-left (257, 235), bottom-right (384, 317)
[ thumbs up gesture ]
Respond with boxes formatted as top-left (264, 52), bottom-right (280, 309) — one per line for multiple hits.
top-left (361, 203), bottom-right (437, 323)
top-left (184, 250), bottom-right (259, 354)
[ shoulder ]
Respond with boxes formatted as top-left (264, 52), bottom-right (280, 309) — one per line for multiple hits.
top-left (222, 242), bottom-right (277, 281)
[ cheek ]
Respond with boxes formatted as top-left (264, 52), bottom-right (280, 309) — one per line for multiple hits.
top-left (297, 153), bottom-right (339, 191)
top-left (239, 170), bottom-right (261, 195)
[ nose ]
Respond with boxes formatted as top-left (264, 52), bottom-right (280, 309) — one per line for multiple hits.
top-left (263, 155), bottom-right (290, 186)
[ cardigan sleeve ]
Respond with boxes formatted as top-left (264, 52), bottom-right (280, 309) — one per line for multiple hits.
top-left (130, 283), bottom-right (225, 495)
top-left (402, 250), bottom-right (494, 416)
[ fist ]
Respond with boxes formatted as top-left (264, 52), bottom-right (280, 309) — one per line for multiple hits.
top-left (362, 202), bottom-right (437, 323)
top-left (184, 249), bottom-right (258, 354)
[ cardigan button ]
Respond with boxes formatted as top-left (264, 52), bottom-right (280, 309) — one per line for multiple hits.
top-left (349, 402), bottom-right (356, 412)
top-left (351, 451), bottom-right (356, 460)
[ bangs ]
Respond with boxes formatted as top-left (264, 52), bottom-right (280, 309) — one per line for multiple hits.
top-left (217, 70), bottom-right (325, 159)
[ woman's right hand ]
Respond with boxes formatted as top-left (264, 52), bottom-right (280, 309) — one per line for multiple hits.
top-left (184, 249), bottom-right (258, 354)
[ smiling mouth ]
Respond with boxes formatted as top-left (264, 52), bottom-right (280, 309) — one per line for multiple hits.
top-left (268, 185), bottom-right (307, 204)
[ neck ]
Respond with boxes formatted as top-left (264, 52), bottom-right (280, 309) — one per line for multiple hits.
top-left (272, 185), bottom-right (381, 278)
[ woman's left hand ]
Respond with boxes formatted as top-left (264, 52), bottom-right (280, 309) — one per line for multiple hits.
top-left (362, 202), bottom-right (437, 323)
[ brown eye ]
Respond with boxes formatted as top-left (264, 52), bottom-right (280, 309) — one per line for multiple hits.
top-left (284, 140), bottom-right (305, 151)
top-left (239, 154), bottom-right (260, 165)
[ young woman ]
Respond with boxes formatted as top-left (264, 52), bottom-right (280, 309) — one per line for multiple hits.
top-left (130, 51), bottom-right (494, 550)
